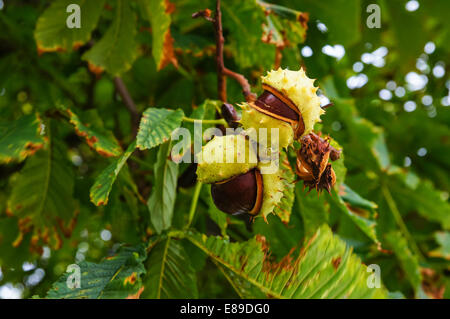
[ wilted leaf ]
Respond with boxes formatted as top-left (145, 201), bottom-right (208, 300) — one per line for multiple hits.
top-left (187, 224), bottom-right (388, 298)
top-left (66, 108), bottom-right (122, 157)
top-left (0, 114), bottom-right (45, 164)
top-left (139, 0), bottom-right (178, 70)
top-left (6, 137), bottom-right (77, 251)
top-left (90, 142), bottom-right (136, 206)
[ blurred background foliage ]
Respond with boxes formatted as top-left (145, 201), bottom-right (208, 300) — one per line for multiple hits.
top-left (0, 0), bottom-right (449, 299)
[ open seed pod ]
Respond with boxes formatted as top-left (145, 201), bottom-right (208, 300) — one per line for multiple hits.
top-left (196, 134), bottom-right (262, 215)
top-left (240, 68), bottom-right (324, 147)
top-left (296, 132), bottom-right (340, 193)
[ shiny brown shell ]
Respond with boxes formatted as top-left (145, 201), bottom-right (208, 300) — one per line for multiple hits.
top-left (211, 169), bottom-right (263, 216)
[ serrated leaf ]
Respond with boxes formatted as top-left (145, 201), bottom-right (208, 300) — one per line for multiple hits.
top-left (187, 225), bottom-right (388, 298)
top-left (34, 0), bottom-right (105, 54)
top-left (6, 135), bottom-right (76, 251)
top-left (47, 244), bottom-right (147, 299)
top-left (66, 108), bottom-right (122, 157)
top-left (142, 238), bottom-right (198, 298)
top-left (136, 108), bottom-right (184, 150)
top-left (0, 114), bottom-right (45, 164)
top-left (139, 0), bottom-right (178, 70)
top-left (147, 141), bottom-right (178, 233)
top-left (82, 0), bottom-right (138, 76)
top-left (90, 142), bottom-right (136, 206)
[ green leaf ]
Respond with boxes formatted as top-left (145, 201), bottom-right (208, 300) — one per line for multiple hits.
top-left (203, 185), bottom-right (228, 237)
top-left (82, 0), bottom-right (138, 76)
top-left (295, 183), bottom-right (329, 237)
top-left (136, 108), bottom-right (184, 150)
top-left (90, 142), bottom-right (136, 206)
top-left (142, 238), bottom-right (198, 298)
top-left (285, 0), bottom-right (361, 46)
top-left (385, 231), bottom-right (422, 293)
top-left (388, 171), bottom-right (450, 230)
top-left (66, 108), bottom-right (122, 157)
top-left (139, 0), bottom-right (178, 70)
top-left (340, 183), bottom-right (377, 213)
top-left (34, 0), bottom-right (105, 53)
top-left (325, 98), bottom-right (391, 172)
top-left (187, 225), bottom-right (388, 298)
top-left (47, 244), bottom-right (147, 299)
top-left (330, 188), bottom-right (380, 246)
top-left (222, 0), bottom-right (275, 69)
top-left (0, 114), bottom-right (45, 164)
top-left (429, 231), bottom-right (450, 260)
top-left (6, 136), bottom-right (76, 250)
top-left (258, 1), bottom-right (308, 47)
top-left (385, 0), bottom-right (427, 68)
top-left (148, 141), bottom-right (179, 234)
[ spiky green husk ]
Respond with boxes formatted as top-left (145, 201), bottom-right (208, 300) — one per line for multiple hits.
top-left (239, 102), bottom-right (294, 149)
top-left (258, 151), bottom-right (295, 222)
top-left (261, 68), bottom-right (324, 137)
top-left (196, 134), bottom-right (258, 184)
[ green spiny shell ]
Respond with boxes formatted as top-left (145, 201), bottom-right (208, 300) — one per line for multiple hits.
top-left (196, 134), bottom-right (258, 184)
top-left (239, 102), bottom-right (294, 149)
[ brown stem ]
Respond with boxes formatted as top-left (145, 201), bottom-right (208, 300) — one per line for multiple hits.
top-left (113, 77), bottom-right (140, 136)
top-left (214, 0), bottom-right (227, 102)
top-left (274, 46), bottom-right (283, 69)
top-left (223, 67), bottom-right (256, 102)
top-left (193, 0), bottom-right (255, 102)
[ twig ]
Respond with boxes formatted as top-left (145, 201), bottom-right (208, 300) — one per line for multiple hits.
top-left (222, 67), bottom-right (256, 102)
top-left (214, 0), bottom-right (227, 102)
top-left (274, 46), bottom-right (283, 69)
top-left (193, 0), bottom-right (256, 102)
top-left (113, 77), bottom-right (140, 136)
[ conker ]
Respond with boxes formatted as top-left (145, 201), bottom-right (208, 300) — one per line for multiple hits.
top-left (211, 169), bottom-right (263, 216)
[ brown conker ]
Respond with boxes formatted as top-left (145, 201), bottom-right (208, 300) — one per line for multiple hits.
top-left (211, 169), bottom-right (263, 216)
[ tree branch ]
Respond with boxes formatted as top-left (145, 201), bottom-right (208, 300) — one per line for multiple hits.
top-left (113, 77), bottom-right (140, 136)
top-left (193, 0), bottom-right (256, 102)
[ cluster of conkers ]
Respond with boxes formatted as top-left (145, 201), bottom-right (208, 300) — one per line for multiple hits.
top-left (196, 68), bottom-right (341, 218)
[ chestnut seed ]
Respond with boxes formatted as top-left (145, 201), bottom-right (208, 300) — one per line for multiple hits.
top-left (221, 103), bottom-right (240, 128)
top-left (255, 90), bottom-right (299, 122)
top-left (211, 169), bottom-right (263, 216)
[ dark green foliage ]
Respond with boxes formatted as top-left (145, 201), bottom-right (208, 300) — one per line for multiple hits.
top-left (0, 0), bottom-right (448, 299)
